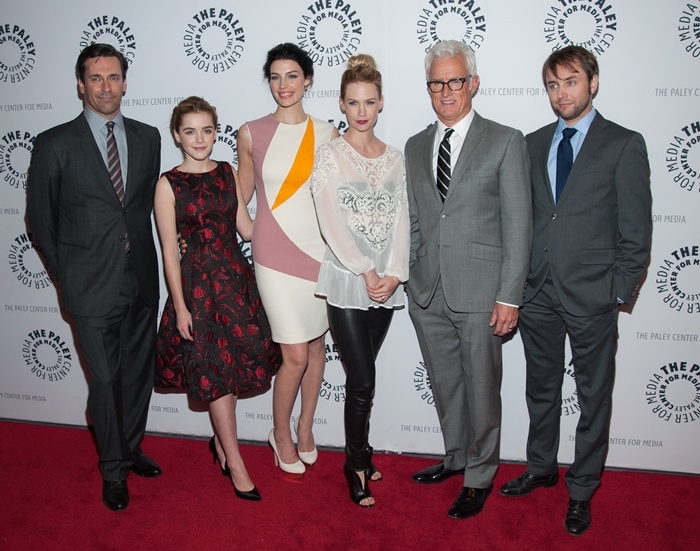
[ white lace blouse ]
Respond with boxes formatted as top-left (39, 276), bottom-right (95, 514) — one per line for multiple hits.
top-left (311, 137), bottom-right (409, 310)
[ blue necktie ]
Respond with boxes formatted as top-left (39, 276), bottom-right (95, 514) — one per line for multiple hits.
top-left (555, 127), bottom-right (577, 202)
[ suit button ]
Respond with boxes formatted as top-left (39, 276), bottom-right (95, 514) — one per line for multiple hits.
top-left (544, 246), bottom-right (549, 252)
top-left (441, 213), bottom-right (446, 218)
top-left (551, 213), bottom-right (557, 220)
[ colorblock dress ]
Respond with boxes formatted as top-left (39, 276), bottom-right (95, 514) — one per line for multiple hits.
top-left (155, 162), bottom-right (281, 402)
top-left (244, 114), bottom-right (335, 343)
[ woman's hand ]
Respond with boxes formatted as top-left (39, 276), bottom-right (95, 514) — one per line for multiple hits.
top-left (175, 307), bottom-right (194, 341)
top-left (178, 234), bottom-right (187, 259)
top-left (366, 275), bottom-right (400, 304)
top-left (362, 269), bottom-right (381, 289)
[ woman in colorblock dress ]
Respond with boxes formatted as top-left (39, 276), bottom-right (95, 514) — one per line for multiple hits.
top-left (237, 43), bottom-right (338, 477)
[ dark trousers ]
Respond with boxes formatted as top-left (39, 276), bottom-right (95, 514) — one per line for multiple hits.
top-left (327, 304), bottom-right (393, 472)
top-left (519, 278), bottom-right (618, 501)
top-left (72, 255), bottom-right (157, 481)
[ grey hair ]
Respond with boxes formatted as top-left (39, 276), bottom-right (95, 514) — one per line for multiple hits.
top-left (424, 40), bottom-right (477, 79)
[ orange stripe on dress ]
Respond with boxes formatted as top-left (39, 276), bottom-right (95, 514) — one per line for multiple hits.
top-left (270, 117), bottom-right (314, 211)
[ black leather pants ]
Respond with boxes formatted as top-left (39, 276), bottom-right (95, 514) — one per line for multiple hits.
top-left (327, 304), bottom-right (394, 472)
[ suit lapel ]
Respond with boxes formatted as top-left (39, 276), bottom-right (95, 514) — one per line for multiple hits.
top-left (420, 124), bottom-right (441, 202)
top-left (446, 112), bottom-right (485, 202)
top-left (538, 122), bottom-right (557, 206)
top-left (124, 117), bottom-right (138, 203)
top-left (73, 114), bottom-right (118, 199)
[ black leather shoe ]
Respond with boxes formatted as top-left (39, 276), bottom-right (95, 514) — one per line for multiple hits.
top-left (131, 453), bottom-right (162, 478)
top-left (412, 462), bottom-right (463, 484)
top-left (565, 499), bottom-right (591, 536)
top-left (102, 480), bottom-right (129, 511)
top-left (499, 471), bottom-right (558, 496)
top-left (447, 485), bottom-right (493, 519)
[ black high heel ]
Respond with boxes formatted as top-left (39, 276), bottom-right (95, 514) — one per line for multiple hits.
top-left (233, 485), bottom-right (261, 501)
top-left (344, 463), bottom-right (374, 508)
top-left (209, 436), bottom-right (230, 477)
top-left (210, 436), bottom-right (261, 501)
top-left (367, 446), bottom-right (382, 482)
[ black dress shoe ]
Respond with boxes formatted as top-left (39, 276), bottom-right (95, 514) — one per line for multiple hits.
top-left (499, 471), bottom-right (558, 496)
top-left (131, 453), bottom-right (162, 478)
top-left (412, 462), bottom-right (463, 484)
top-left (447, 485), bottom-right (493, 519)
top-left (102, 480), bottom-right (129, 512)
top-left (565, 499), bottom-right (591, 536)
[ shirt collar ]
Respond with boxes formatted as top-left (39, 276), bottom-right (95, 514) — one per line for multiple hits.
top-left (555, 107), bottom-right (596, 137)
top-left (437, 109), bottom-right (475, 138)
top-left (83, 107), bottom-right (125, 134)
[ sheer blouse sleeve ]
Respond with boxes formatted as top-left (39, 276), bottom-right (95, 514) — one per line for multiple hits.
top-left (385, 157), bottom-right (410, 282)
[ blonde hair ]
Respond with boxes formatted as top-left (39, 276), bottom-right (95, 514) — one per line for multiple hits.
top-left (340, 54), bottom-right (382, 99)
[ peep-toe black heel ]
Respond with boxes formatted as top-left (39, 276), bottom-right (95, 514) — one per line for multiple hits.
top-left (344, 463), bottom-right (374, 508)
top-left (367, 446), bottom-right (382, 482)
top-left (209, 436), bottom-right (230, 477)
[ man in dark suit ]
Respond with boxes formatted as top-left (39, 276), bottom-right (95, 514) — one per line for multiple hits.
top-left (499, 46), bottom-right (652, 536)
top-left (27, 43), bottom-right (162, 512)
top-left (405, 40), bottom-right (532, 519)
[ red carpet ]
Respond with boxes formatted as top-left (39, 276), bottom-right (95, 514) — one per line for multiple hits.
top-left (1, 420), bottom-right (696, 550)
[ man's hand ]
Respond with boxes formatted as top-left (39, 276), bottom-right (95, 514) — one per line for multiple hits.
top-left (489, 303), bottom-right (519, 336)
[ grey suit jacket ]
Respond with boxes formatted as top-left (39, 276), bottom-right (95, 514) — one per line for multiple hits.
top-left (27, 113), bottom-right (161, 317)
top-left (405, 112), bottom-right (532, 313)
top-left (524, 112), bottom-right (652, 316)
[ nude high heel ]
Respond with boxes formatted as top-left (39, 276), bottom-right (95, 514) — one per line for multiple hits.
top-left (268, 428), bottom-right (305, 479)
top-left (294, 417), bottom-right (318, 467)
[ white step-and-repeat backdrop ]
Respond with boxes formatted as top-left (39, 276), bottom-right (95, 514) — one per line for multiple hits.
top-left (1, 0), bottom-right (698, 474)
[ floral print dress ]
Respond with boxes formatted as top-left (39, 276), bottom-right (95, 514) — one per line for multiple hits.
top-left (155, 162), bottom-right (280, 402)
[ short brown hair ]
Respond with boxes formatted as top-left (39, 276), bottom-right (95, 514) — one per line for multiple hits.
top-left (76, 43), bottom-right (128, 82)
top-left (542, 46), bottom-right (598, 86)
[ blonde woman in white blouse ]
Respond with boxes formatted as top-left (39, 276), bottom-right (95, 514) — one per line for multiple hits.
top-left (311, 54), bottom-right (409, 508)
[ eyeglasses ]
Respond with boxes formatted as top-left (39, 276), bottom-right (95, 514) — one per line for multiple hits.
top-left (426, 76), bottom-right (473, 93)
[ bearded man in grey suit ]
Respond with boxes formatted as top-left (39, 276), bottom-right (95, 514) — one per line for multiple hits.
top-left (498, 46), bottom-right (652, 536)
top-left (406, 40), bottom-right (532, 520)
top-left (28, 44), bottom-right (162, 512)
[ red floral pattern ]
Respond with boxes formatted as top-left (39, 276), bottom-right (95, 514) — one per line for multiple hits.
top-left (155, 162), bottom-right (281, 402)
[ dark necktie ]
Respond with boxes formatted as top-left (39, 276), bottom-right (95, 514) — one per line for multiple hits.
top-left (437, 128), bottom-right (454, 202)
top-left (555, 127), bottom-right (577, 202)
top-left (106, 121), bottom-right (129, 252)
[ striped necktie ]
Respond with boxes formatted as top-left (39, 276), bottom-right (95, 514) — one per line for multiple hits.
top-left (106, 121), bottom-right (129, 252)
top-left (437, 127), bottom-right (454, 202)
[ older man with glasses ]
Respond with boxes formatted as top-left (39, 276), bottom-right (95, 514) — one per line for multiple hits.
top-left (404, 39), bottom-right (532, 520)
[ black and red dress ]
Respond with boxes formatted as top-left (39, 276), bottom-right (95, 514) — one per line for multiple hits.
top-left (155, 161), bottom-right (280, 402)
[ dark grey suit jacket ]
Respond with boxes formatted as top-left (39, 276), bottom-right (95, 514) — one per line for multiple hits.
top-left (27, 113), bottom-right (161, 317)
top-left (405, 112), bottom-right (532, 313)
top-left (524, 112), bottom-right (652, 316)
